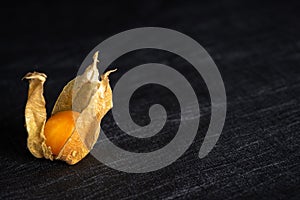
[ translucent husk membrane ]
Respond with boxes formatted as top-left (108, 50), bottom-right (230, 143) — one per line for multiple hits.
top-left (23, 52), bottom-right (115, 164)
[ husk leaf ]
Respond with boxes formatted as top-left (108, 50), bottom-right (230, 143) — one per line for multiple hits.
top-left (23, 72), bottom-right (53, 160)
top-left (52, 52), bottom-right (100, 115)
top-left (54, 52), bottom-right (115, 164)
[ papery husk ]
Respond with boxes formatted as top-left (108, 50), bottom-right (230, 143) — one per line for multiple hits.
top-left (24, 52), bottom-right (115, 164)
top-left (23, 72), bottom-right (53, 160)
top-left (52, 52), bottom-right (101, 115)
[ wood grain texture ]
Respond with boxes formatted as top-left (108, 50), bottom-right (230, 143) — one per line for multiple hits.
top-left (0, 1), bottom-right (299, 199)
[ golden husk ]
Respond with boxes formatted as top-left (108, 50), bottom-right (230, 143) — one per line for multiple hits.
top-left (23, 52), bottom-right (115, 164)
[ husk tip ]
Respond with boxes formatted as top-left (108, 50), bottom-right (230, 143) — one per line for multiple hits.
top-left (22, 71), bottom-right (47, 82)
top-left (93, 51), bottom-right (99, 64)
top-left (101, 69), bottom-right (117, 80)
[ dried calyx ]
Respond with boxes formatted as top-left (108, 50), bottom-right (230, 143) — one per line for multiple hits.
top-left (23, 52), bottom-right (115, 164)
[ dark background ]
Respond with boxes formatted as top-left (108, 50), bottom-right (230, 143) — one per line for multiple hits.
top-left (0, 0), bottom-right (299, 199)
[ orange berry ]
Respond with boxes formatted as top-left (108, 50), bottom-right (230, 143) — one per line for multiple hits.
top-left (44, 111), bottom-right (80, 155)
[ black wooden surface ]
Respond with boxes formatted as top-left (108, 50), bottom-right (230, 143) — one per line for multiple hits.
top-left (0, 1), bottom-right (300, 199)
